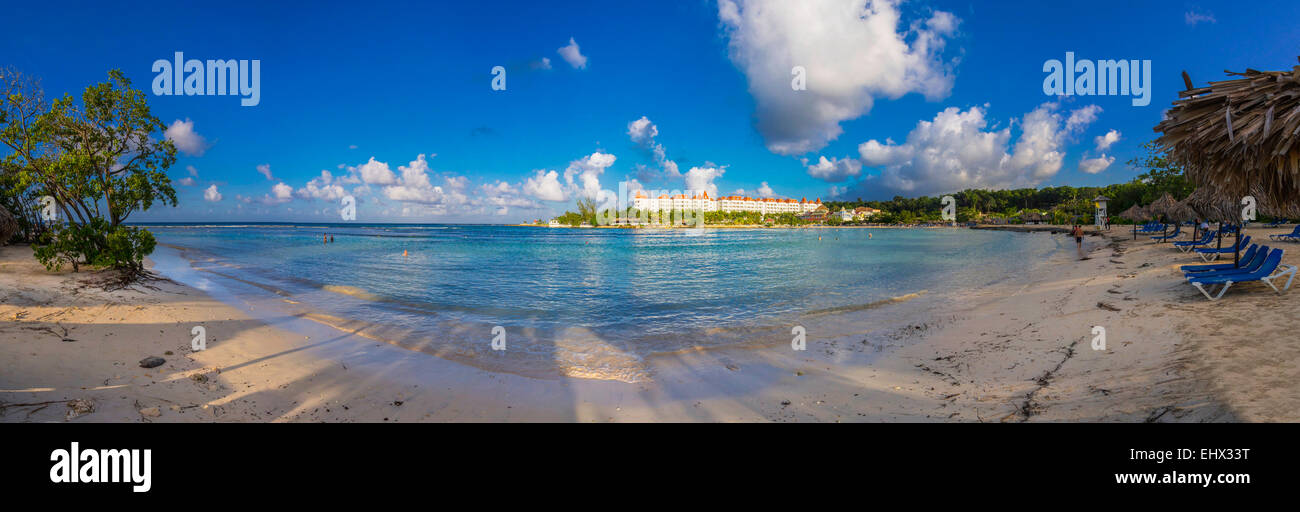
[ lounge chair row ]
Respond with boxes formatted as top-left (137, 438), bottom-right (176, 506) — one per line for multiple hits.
top-left (1181, 244), bottom-right (1298, 300)
top-left (1270, 225), bottom-right (1300, 242)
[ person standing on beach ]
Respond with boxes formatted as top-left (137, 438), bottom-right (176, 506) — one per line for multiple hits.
top-left (1071, 224), bottom-right (1085, 259)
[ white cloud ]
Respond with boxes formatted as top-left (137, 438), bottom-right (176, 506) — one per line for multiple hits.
top-left (356, 157), bottom-right (397, 185)
top-left (1185, 10), bottom-right (1216, 25)
top-left (523, 169), bottom-right (567, 202)
top-left (805, 155), bottom-right (863, 182)
top-left (718, 0), bottom-right (960, 155)
top-left (1094, 129), bottom-right (1121, 151)
top-left (627, 116), bottom-right (659, 145)
top-left (1064, 105), bottom-right (1102, 133)
top-left (1079, 154), bottom-right (1115, 174)
top-left (256, 163), bottom-right (274, 180)
top-left (186, 165), bottom-right (199, 177)
top-left (296, 170), bottom-right (348, 200)
top-left (531, 57), bottom-right (553, 70)
top-left (177, 177), bottom-right (197, 186)
top-left (756, 181), bottom-right (775, 198)
top-left (557, 37), bottom-right (588, 69)
top-left (203, 184), bottom-right (222, 202)
top-left (164, 118), bottom-right (210, 156)
top-left (258, 182), bottom-right (293, 205)
top-left (627, 116), bottom-right (680, 183)
top-left (382, 154), bottom-right (467, 205)
top-left (853, 102), bottom-right (1100, 196)
top-left (563, 151), bottom-right (617, 205)
top-left (685, 165), bottom-right (725, 197)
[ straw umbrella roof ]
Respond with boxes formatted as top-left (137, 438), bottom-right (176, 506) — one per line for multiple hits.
top-left (1186, 184), bottom-right (1300, 222)
top-left (1153, 59), bottom-right (1300, 214)
top-left (1147, 193), bottom-right (1180, 218)
top-left (1167, 198), bottom-right (1199, 222)
top-left (1118, 204), bottom-right (1148, 221)
top-left (1019, 211), bottom-right (1044, 222)
top-left (1186, 187), bottom-right (1239, 223)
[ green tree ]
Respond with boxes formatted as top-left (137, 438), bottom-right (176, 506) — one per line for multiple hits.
top-left (1, 70), bottom-right (177, 275)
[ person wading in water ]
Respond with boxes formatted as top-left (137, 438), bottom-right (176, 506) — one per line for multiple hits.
top-left (1071, 224), bottom-right (1087, 260)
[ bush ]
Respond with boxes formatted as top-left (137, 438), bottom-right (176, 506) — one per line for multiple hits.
top-left (33, 219), bottom-right (155, 273)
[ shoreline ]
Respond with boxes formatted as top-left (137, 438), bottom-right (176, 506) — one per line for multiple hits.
top-left (3, 226), bottom-right (1299, 422)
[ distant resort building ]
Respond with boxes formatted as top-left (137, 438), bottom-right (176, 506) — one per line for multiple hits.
top-left (853, 207), bottom-right (882, 220)
top-left (632, 190), bottom-right (822, 215)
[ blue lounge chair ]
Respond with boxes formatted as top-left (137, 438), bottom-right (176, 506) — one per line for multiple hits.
top-left (1136, 222), bottom-right (1164, 233)
top-left (1181, 245), bottom-right (1260, 273)
top-left (1184, 245), bottom-right (1268, 276)
top-left (1264, 220), bottom-right (1285, 228)
top-left (1187, 248), bottom-right (1298, 300)
top-left (1150, 224), bottom-right (1182, 242)
top-left (1194, 235), bottom-right (1252, 262)
top-left (1269, 225), bottom-right (1300, 242)
top-left (1171, 229), bottom-right (1215, 251)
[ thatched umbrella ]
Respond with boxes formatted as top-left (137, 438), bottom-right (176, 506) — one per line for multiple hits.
top-left (0, 206), bottom-right (18, 246)
top-left (1188, 187), bottom-right (1250, 266)
top-left (1146, 193), bottom-right (1184, 240)
top-left (1019, 211), bottom-right (1044, 225)
top-left (1119, 204), bottom-right (1148, 222)
top-left (1153, 59), bottom-right (1300, 223)
top-left (1119, 204), bottom-right (1149, 240)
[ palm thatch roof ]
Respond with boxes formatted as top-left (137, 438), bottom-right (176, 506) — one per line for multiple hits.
top-left (1149, 192), bottom-right (1180, 215)
top-left (1186, 187), bottom-right (1239, 223)
top-left (1147, 193), bottom-right (1193, 221)
top-left (1153, 59), bottom-right (1300, 214)
top-left (1019, 211), bottom-right (1044, 222)
top-left (1118, 204), bottom-right (1148, 221)
top-left (1168, 198), bottom-right (1199, 222)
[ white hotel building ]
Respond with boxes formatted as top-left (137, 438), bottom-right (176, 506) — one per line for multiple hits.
top-left (632, 190), bottom-right (822, 215)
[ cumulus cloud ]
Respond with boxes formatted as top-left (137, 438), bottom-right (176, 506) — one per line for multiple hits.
top-left (718, 0), bottom-right (960, 155)
top-left (557, 37), bottom-right (588, 69)
top-left (805, 155), bottom-right (863, 182)
top-left (356, 157), bottom-right (397, 185)
top-left (523, 170), bottom-right (567, 202)
top-left (563, 151), bottom-right (618, 206)
top-left (256, 163), bottom-right (274, 181)
top-left (627, 116), bottom-right (659, 145)
top-left (258, 182), bottom-right (293, 205)
top-left (852, 102), bottom-right (1100, 196)
top-left (382, 154), bottom-right (468, 204)
top-left (685, 165), bottom-right (725, 197)
top-left (203, 184), bottom-right (222, 202)
top-left (165, 118), bottom-right (210, 156)
top-left (756, 181), bottom-right (775, 198)
top-left (1094, 129), bottom-right (1121, 151)
top-left (177, 177), bottom-right (197, 186)
top-left (296, 170), bottom-right (348, 200)
top-left (627, 116), bottom-right (680, 183)
top-left (1079, 154), bottom-right (1115, 174)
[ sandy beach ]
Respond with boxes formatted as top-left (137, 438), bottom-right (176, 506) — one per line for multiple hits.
top-left (2, 226), bottom-right (1298, 422)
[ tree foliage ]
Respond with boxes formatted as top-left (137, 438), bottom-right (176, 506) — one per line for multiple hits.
top-left (0, 69), bottom-right (176, 274)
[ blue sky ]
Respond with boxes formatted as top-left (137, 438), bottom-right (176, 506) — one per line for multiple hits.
top-left (3, 0), bottom-right (1298, 223)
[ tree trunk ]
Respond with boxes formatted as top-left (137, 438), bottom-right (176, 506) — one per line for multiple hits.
top-left (0, 206), bottom-right (18, 245)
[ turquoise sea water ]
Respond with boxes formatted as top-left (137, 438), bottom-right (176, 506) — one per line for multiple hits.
top-left (147, 224), bottom-right (1062, 382)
